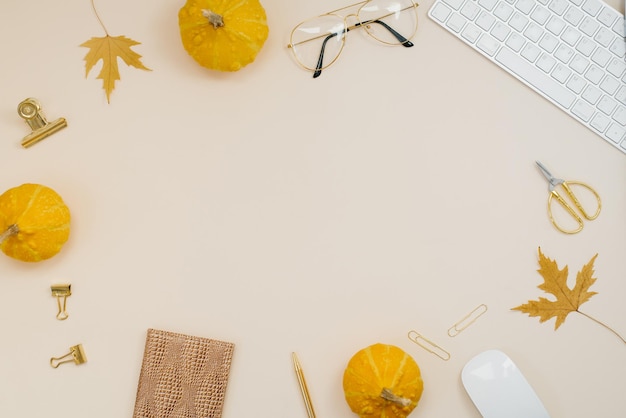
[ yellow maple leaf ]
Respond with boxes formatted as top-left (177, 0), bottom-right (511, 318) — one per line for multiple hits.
top-left (80, 35), bottom-right (151, 103)
top-left (513, 248), bottom-right (598, 330)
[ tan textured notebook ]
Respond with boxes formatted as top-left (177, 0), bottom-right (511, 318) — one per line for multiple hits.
top-left (133, 328), bottom-right (235, 418)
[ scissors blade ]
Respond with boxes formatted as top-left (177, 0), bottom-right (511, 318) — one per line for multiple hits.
top-left (535, 161), bottom-right (561, 189)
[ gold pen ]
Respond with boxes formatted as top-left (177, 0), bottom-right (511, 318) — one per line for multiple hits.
top-left (292, 352), bottom-right (316, 418)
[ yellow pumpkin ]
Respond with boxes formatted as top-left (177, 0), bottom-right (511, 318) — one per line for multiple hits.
top-left (178, 0), bottom-right (269, 72)
top-left (343, 343), bottom-right (424, 418)
top-left (0, 184), bottom-right (71, 262)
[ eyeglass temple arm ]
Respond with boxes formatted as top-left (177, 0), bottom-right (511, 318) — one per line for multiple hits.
top-left (314, 32), bottom-right (340, 78)
top-left (356, 19), bottom-right (414, 47)
top-left (313, 20), bottom-right (414, 78)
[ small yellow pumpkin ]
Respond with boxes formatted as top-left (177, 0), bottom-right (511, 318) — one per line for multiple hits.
top-left (178, 0), bottom-right (269, 72)
top-left (0, 184), bottom-right (71, 262)
top-left (343, 343), bottom-right (424, 418)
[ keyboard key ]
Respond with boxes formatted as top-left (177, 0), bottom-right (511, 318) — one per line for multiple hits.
top-left (462, 23), bottom-right (483, 43)
top-left (548, 0), bottom-right (569, 15)
top-left (476, 11), bottom-right (497, 30)
top-left (561, 27), bottom-right (582, 46)
top-left (594, 27), bottom-right (614, 47)
top-left (585, 65), bottom-right (605, 83)
top-left (494, 3), bottom-right (514, 21)
top-left (598, 96), bottom-right (617, 114)
top-left (522, 43), bottom-right (542, 61)
top-left (539, 33), bottom-right (559, 52)
top-left (443, 0), bottom-right (465, 10)
top-left (564, 6), bottom-right (584, 25)
top-left (606, 123), bottom-right (625, 142)
top-left (530, 6), bottom-right (551, 24)
top-left (477, 33), bottom-right (501, 55)
top-left (575, 37), bottom-right (597, 56)
top-left (524, 23), bottom-right (544, 42)
top-left (600, 75), bottom-right (620, 94)
top-left (581, 0), bottom-right (602, 16)
top-left (506, 32), bottom-right (527, 51)
top-left (607, 58), bottom-right (626, 78)
top-left (537, 53), bottom-right (557, 72)
top-left (582, 84), bottom-right (603, 103)
top-left (546, 16), bottom-right (566, 35)
top-left (570, 54), bottom-right (590, 73)
top-left (567, 74), bottom-right (587, 93)
top-left (609, 38), bottom-right (625, 58)
top-left (616, 86), bottom-right (626, 105)
top-left (552, 63), bottom-right (572, 83)
top-left (613, 17), bottom-right (626, 37)
top-left (590, 112), bottom-right (611, 131)
top-left (461, 1), bottom-right (481, 19)
top-left (571, 100), bottom-right (595, 121)
top-left (516, 0), bottom-right (536, 14)
top-left (495, 47), bottom-right (576, 107)
top-left (510, 12), bottom-right (530, 31)
top-left (591, 47), bottom-right (612, 66)
top-left (580, 16), bottom-right (600, 36)
top-left (613, 106), bottom-right (626, 126)
top-left (447, 13), bottom-right (468, 32)
top-left (478, 0), bottom-right (498, 11)
top-left (491, 21), bottom-right (512, 41)
top-left (555, 44), bottom-right (575, 63)
top-left (430, 3), bottom-right (452, 21)
top-left (597, 7), bottom-right (618, 26)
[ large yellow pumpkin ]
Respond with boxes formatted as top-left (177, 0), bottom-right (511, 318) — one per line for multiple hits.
top-left (343, 343), bottom-right (423, 418)
top-left (178, 0), bottom-right (269, 72)
top-left (0, 184), bottom-right (71, 262)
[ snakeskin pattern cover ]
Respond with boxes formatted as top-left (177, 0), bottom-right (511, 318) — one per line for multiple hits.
top-left (133, 328), bottom-right (235, 418)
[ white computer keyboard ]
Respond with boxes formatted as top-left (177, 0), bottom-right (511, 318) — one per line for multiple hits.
top-left (429, 0), bottom-right (626, 154)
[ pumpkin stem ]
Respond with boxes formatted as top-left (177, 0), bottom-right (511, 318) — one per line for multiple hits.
top-left (380, 388), bottom-right (411, 407)
top-left (202, 9), bottom-right (224, 28)
top-left (0, 224), bottom-right (19, 245)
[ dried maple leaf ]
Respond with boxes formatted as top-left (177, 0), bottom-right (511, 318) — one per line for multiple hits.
top-left (513, 248), bottom-right (598, 330)
top-left (513, 249), bottom-right (625, 345)
top-left (80, 35), bottom-right (151, 103)
top-left (80, 1), bottom-right (150, 103)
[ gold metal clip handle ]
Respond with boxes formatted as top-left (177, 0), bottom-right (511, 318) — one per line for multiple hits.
top-left (50, 344), bottom-right (87, 368)
top-left (51, 284), bottom-right (71, 320)
top-left (18, 98), bottom-right (67, 148)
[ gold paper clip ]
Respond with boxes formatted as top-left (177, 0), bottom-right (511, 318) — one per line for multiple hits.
top-left (50, 344), bottom-right (87, 368)
top-left (18, 98), bottom-right (67, 148)
top-left (407, 330), bottom-right (450, 361)
top-left (51, 284), bottom-right (71, 320)
top-left (447, 304), bottom-right (488, 337)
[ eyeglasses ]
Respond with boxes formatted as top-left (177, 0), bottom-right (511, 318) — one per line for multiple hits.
top-left (288, 0), bottom-right (419, 78)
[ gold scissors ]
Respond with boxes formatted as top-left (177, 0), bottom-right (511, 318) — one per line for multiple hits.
top-left (536, 161), bottom-right (601, 234)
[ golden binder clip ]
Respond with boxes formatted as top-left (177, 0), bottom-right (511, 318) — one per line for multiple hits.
top-left (17, 98), bottom-right (67, 148)
top-left (51, 284), bottom-right (71, 320)
top-left (50, 344), bottom-right (87, 368)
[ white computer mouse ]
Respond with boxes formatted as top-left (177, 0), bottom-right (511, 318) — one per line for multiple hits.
top-left (461, 349), bottom-right (551, 418)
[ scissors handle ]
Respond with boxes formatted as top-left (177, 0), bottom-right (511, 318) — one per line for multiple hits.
top-left (547, 181), bottom-right (601, 234)
top-left (548, 191), bottom-right (584, 234)
top-left (560, 181), bottom-right (601, 220)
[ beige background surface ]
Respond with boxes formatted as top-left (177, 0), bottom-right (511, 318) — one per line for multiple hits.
top-left (0, 0), bottom-right (625, 417)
